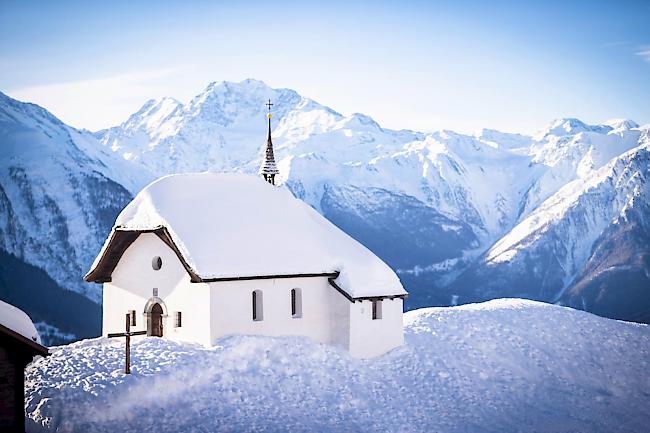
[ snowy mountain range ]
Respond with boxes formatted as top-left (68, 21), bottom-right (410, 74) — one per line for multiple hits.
top-left (1, 79), bottom-right (649, 343)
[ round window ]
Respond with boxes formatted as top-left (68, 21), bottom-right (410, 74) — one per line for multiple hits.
top-left (152, 256), bottom-right (162, 270)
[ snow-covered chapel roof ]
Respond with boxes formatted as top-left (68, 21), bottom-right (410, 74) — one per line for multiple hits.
top-left (86, 173), bottom-right (406, 299)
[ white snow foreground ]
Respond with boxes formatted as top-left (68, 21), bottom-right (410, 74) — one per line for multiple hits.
top-left (25, 300), bottom-right (649, 433)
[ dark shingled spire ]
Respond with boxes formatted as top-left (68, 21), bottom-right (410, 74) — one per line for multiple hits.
top-left (259, 99), bottom-right (279, 185)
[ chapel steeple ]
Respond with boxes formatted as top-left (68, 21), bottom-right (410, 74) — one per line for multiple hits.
top-left (259, 99), bottom-right (279, 185)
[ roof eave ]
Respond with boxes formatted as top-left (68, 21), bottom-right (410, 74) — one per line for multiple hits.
top-left (0, 323), bottom-right (49, 357)
top-left (327, 277), bottom-right (407, 303)
top-left (86, 227), bottom-right (407, 303)
top-left (84, 226), bottom-right (202, 284)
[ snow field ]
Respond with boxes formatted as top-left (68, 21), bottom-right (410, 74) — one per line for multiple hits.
top-left (25, 299), bottom-right (650, 433)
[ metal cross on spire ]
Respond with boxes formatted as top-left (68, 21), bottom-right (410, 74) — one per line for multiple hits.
top-left (259, 99), bottom-right (280, 185)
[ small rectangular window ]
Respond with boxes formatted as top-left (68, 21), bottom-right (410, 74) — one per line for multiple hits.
top-left (253, 290), bottom-right (263, 321)
top-left (291, 288), bottom-right (302, 318)
top-left (175, 312), bottom-right (182, 328)
top-left (129, 310), bottom-right (136, 326)
top-left (372, 300), bottom-right (382, 320)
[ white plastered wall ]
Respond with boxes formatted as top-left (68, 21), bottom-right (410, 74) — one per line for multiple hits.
top-left (348, 298), bottom-right (404, 358)
top-left (102, 233), bottom-right (404, 358)
top-left (208, 277), bottom-right (351, 348)
top-left (103, 233), bottom-right (211, 345)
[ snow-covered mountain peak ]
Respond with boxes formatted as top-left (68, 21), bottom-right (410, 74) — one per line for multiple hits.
top-left (1, 91), bottom-right (140, 185)
top-left (0, 90), bottom-right (67, 135)
top-left (426, 130), bottom-right (512, 160)
top-left (188, 79), bottom-right (303, 121)
top-left (98, 79), bottom-right (428, 176)
top-left (136, 96), bottom-right (182, 115)
top-left (121, 97), bottom-right (183, 134)
top-left (602, 118), bottom-right (640, 132)
top-left (531, 124), bottom-right (643, 169)
top-left (0, 92), bottom-right (153, 304)
top-left (485, 139), bottom-right (649, 289)
top-left (535, 117), bottom-right (613, 140)
top-left (201, 78), bottom-right (273, 96)
top-left (477, 128), bottom-right (533, 151)
top-left (346, 112), bottom-right (381, 128)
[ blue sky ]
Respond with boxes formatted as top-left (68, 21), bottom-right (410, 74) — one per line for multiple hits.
top-left (1, 0), bottom-right (649, 133)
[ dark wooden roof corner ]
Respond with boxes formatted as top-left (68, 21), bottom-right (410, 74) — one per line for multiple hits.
top-left (84, 226), bottom-right (202, 283)
top-left (84, 228), bottom-right (139, 283)
top-left (0, 323), bottom-right (49, 358)
top-left (0, 322), bottom-right (48, 433)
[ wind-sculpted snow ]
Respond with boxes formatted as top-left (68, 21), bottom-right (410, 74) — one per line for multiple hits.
top-left (25, 300), bottom-right (650, 433)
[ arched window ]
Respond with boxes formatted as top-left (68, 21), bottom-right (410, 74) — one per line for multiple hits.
top-left (291, 288), bottom-right (302, 318)
top-left (252, 290), bottom-right (263, 321)
top-left (152, 256), bottom-right (162, 270)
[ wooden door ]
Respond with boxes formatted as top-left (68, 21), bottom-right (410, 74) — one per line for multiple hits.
top-left (151, 303), bottom-right (163, 337)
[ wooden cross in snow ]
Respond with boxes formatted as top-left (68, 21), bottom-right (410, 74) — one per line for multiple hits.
top-left (108, 313), bottom-right (147, 374)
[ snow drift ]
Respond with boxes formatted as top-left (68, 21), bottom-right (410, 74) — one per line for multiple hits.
top-left (25, 300), bottom-right (650, 433)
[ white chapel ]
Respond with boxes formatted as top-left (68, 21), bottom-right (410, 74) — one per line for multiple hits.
top-left (85, 102), bottom-right (407, 358)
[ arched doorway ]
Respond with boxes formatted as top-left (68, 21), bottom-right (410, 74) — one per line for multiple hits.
top-left (150, 303), bottom-right (163, 337)
top-left (144, 297), bottom-right (167, 337)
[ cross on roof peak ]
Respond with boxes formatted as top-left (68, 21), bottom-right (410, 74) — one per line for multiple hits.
top-left (260, 98), bottom-right (279, 185)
